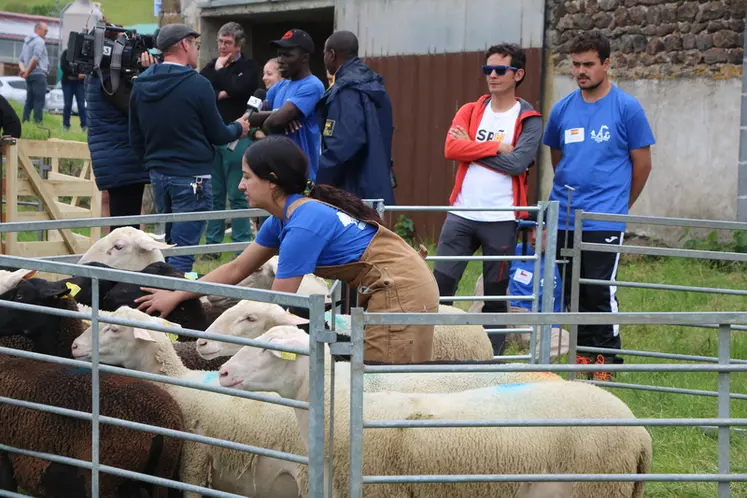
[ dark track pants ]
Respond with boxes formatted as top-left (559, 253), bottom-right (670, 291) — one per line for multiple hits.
top-left (433, 213), bottom-right (516, 356)
top-left (556, 230), bottom-right (624, 363)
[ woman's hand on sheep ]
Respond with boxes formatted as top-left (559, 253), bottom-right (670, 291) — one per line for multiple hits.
top-left (135, 288), bottom-right (182, 317)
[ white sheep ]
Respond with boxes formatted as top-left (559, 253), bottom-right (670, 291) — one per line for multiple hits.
top-left (71, 306), bottom-right (306, 498)
top-left (219, 325), bottom-right (652, 498)
top-left (77, 227), bottom-right (173, 271)
top-left (197, 300), bottom-right (560, 393)
top-left (199, 300), bottom-right (495, 364)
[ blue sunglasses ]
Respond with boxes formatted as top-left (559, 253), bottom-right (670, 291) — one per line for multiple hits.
top-left (482, 64), bottom-right (518, 76)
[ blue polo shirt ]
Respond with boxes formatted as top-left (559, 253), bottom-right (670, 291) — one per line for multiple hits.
top-left (543, 85), bottom-right (655, 232)
top-left (267, 76), bottom-right (325, 180)
top-left (254, 194), bottom-right (377, 279)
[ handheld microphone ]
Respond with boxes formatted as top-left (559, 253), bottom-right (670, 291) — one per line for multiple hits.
top-left (247, 88), bottom-right (266, 115)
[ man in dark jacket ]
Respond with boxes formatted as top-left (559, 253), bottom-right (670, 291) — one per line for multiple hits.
top-left (199, 21), bottom-right (259, 252)
top-left (316, 30), bottom-right (395, 205)
top-left (60, 48), bottom-right (87, 131)
top-left (86, 22), bottom-right (154, 233)
top-left (129, 24), bottom-right (250, 273)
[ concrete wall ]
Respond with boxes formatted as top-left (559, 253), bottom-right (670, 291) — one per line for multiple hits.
top-left (539, 72), bottom-right (742, 243)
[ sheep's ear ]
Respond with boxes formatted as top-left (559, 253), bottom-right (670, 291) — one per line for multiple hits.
top-left (6, 269), bottom-right (37, 288)
top-left (19, 269), bottom-right (37, 281)
top-left (136, 237), bottom-right (175, 252)
top-left (133, 328), bottom-right (156, 342)
top-left (274, 309), bottom-right (309, 326)
top-left (39, 280), bottom-right (72, 299)
top-left (268, 337), bottom-right (303, 360)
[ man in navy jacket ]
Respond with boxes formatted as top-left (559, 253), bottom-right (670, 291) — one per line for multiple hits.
top-left (316, 30), bottom-right (395, 205)
top-left (129, 24), bottom-right (249, 272)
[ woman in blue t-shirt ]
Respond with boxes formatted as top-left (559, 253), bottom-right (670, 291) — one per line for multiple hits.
top-left (136, 136), bottom-right (439, 364)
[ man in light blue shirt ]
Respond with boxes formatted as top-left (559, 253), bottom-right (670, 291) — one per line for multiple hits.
top-left (248, 29), bottom-right (325, 179)
top-left (543, 31), bottom-right (655, 378)
top-left (19, 22), bottom-right (49, 124)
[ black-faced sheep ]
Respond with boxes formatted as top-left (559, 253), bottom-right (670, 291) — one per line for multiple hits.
top-left (219, 325), bottom-right (653, 498)
top-left (0, 277), bottom-right (84, 357)
top-left (58, 262), bottom-right (210, 337)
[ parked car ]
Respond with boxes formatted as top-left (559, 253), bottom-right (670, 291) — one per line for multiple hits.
top-left (46, 81), bottom-right (78, 115)
top-left (0, 76), bottom-right (27, 105)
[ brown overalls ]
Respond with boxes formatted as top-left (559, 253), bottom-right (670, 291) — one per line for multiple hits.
top-left (286, 198), bottom-right (439, 364)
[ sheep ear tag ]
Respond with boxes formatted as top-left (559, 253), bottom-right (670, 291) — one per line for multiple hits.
top-left (65, 282), bottom-right (82, 297)
top-left (133, 328), bottom-right (156, 342)
top-left (184, 272), bottom-right (198, 281)
top-left (280, 351), bottom-right (297, 361)
top-left (161, 320), bottom-right (179, 342)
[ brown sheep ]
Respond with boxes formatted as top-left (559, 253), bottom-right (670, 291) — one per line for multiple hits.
top-left (0, 278), bottom-right (185, 497)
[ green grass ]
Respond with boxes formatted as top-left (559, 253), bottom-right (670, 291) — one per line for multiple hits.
top-left (9, 101), bottom-right (88, 142)
top-left (0, 0), bottom-right (157, 27)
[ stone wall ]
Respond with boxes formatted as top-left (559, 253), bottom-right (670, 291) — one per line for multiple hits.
top-left (547, 0), bottom-right (745, 78)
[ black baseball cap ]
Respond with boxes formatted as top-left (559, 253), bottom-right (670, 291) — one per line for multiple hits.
top-left (270, 29), bottom-right (315, 54)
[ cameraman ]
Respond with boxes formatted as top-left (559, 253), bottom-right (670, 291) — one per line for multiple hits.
top-left (199, 21), bottom-right (259, 254)
top-left (129, 24), bottom-right (250, 273)
top-left (86, 21), bottom-right (155, 233)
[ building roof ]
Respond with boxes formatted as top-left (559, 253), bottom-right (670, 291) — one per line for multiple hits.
top-left (0, 11), bottom-right (61, 42)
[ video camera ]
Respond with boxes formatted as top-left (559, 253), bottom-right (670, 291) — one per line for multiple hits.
top-left (66, 22), bottom-right (162, 95)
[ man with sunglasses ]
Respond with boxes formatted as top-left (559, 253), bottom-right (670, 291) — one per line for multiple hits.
top-left (435, 43), bottom-right (543, 356)
top-left (543, 31), bottom-right (654, 378)
top-left (129, 24), bottom-right (251, 273)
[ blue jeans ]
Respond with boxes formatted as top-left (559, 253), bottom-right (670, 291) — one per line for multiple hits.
top-left (62, 79), bottom-right (87, 129)
top-left (149, 170), bottom-right (213, 273)
top-left (23, 72), bottom-right (46, 123)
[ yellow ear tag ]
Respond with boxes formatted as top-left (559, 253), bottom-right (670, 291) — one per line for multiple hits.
top-left (184, 272), bottom-right (198, 281)
top-left (163, 320), bottom-right (179, 342)
top-left (65, 282), bottom-right (81, 297)
top-left (280, 352), bottom-right (297, 361)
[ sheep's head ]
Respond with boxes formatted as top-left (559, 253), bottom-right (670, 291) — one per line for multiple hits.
top-left (0, 268), bottom-right (37, 295)
top-left (72, 306), bottom-right (176, 368)
top-left (218, 325), bottom-right (309, 399)
top-left (197, 300), bottom-right (308, 360)
top-left (0, 278), bottom-right (73, 337)
top-left (78, 227), bottom-right (174, 271)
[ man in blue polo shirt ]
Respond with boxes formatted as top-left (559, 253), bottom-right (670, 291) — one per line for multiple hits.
top-left (543, 31), bottom-right (655, 378)
top-left (249, 29), bottom-right (325, 179)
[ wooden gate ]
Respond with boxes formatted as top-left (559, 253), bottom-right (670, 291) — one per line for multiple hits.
top-left (1, 137), bottom-right (102, 257)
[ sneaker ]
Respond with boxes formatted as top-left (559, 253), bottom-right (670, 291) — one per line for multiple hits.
top-left (592, 354), bottom-right (615, 382)
top-left (575, 354), bottom-right (593, 380)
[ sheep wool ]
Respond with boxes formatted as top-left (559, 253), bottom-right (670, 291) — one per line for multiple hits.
top-left (0, 358), bottom-right (184, 498)
top-left (222, 327), bottom-right (652, 498)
